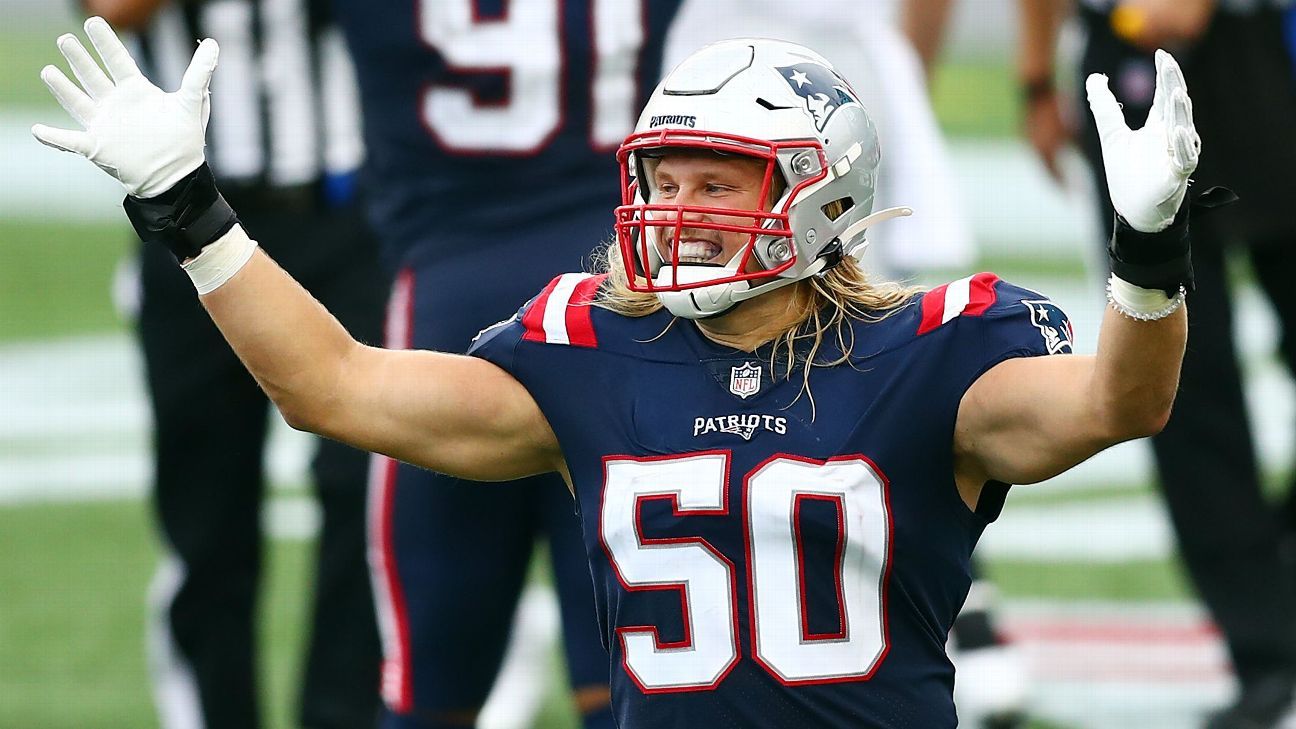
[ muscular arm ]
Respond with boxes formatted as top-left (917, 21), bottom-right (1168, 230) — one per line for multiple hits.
top-left (953, 304), bottom-right (1184, 500)
top-left (31, 18), bottom-right (562, 484)
top-left (957, 46), bottom-right (1200, 501)
top-left (201, 233), bottom-right (564, 482)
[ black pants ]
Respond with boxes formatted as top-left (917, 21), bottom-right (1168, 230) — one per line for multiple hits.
top-left (138, 192), bottom-right (388, 729)
top-left (1077, 8), bottom-right (1296, 685)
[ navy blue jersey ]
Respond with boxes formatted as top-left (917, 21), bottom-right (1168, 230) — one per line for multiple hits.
top-left (469, 272), bottom-right (1074, 728)
top-left (332, 0), bottom-right (685, 264)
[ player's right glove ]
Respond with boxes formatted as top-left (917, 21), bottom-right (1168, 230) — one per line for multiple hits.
top-left (32, 17), bottom-right (241, 266)
top-left (32, 16), bottom-right (216, 199)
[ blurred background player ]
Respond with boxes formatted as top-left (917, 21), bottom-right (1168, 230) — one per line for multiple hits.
top-left (1019, 0), bottom-right (1296, 726)
top-left (664, 2), bottom-right (1025, 726)
top-left (80, 0), bottom-right (386, 727)
top-left (329, 1), bottom-right (687, 726)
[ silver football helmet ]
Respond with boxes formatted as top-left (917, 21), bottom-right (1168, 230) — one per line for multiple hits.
top-left (615, 38), bottom-right (910, 319)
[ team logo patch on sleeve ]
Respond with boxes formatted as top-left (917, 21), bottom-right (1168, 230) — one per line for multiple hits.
top-left (729, 362), bottom-right (762, 399)
top-left (1022, 299), bottom-right (1074, 354)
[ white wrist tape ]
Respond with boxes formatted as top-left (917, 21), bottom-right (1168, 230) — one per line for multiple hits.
top-left (1106, 273), bottom-right (1186, 321)
top-left (181, 223), bottom-right (257, 295)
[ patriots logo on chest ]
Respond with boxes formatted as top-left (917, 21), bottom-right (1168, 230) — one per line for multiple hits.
top-left (692, 413), bottom-right (788, 441)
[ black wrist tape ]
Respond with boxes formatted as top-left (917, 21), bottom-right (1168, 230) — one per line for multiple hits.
top-left (122, 163), bottom-right (240, 261)
top-left (1107, 186), bottom-right (1238, 297)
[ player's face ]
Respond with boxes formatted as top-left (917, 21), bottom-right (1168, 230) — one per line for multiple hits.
top-left (646, 153), bottom-right (772, 271)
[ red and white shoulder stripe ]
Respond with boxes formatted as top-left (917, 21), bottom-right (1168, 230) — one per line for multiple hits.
top-left (917, 272), bottom-right (1001, 335)
top-left (521, 273), bottom-right (608, 348)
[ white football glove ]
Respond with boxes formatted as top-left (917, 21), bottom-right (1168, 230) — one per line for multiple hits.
top-left (31, 16), bottom-right (218, 199)
top-left (1087, 49), bottom-right (1201, 233)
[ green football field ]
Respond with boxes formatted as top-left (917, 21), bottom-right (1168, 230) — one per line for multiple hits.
top-left (0, 13), bottom-right (1220, 727)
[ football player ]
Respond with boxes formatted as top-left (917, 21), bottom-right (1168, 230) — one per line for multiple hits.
top-left (662, 7), bottom-right (1020, 724)
top-left (35, 23), bottom-right (1200, 728)
top-left (329, 0), bottom-right (686, 725)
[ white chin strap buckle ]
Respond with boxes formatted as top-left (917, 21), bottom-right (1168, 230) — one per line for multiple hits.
top-left (652, 264), bottom-right (752, 319)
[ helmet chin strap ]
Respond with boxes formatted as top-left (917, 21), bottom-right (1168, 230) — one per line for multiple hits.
top-left (655, 259), bottom-right (830, 320)
top-left (653, 263), bottom-right (749, 319)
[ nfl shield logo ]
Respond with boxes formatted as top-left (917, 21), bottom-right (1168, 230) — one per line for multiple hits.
top-left (729, 363), bottom-right (762, 399)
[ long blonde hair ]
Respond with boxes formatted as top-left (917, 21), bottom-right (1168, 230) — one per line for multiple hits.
top-left (592, 240), bottom-right (925, 414)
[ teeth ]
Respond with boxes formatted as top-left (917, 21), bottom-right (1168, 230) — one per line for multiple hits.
top-left (676, 240), bottom-right (723, 264)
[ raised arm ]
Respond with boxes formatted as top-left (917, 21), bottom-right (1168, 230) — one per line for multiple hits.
top-left (200, 240), bottom-right (561, 481)
top-left (954, 49), bottom-right (1200, 498)
top-left (32, 17), bottom-right (563, 482)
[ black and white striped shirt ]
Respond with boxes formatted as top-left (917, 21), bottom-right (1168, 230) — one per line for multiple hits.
top-left (128, 0), bottom-right (363, 192)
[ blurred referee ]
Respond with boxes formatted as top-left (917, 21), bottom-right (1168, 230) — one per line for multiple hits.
top-left (1021, 1), bottom-right (1296, 727)
top-left (84, 1), bottom-right (386, 727)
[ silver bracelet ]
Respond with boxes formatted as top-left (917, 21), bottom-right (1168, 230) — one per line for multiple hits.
top-left (1106, 274), bottom-right (1186, 321)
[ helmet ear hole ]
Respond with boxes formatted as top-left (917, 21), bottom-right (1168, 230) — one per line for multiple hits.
top-left (821, 196), bottom-right (854, 221)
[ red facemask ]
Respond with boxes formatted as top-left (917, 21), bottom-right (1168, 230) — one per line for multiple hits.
top-left (614, 128), bottom-right (826, 293)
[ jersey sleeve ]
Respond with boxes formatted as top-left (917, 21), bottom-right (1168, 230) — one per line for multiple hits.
top-left (465, 302), bottom-right (528, 375)
top-left (467, 271), bottom-right (611, 432)
top-left (467, 272), bottom-right (608, 366)
top-left (467, 272), bottom-right (618, 491)
top-left (913, 273), bottom-right (1076, 516)
top-left (917, 272), bottom-right (1074, 363)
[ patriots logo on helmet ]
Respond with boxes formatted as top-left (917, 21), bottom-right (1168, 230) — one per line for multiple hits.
top-left (776, 63), bottom-right (859, 131)
top-left (1022, 299), bottom-right (1074, 354)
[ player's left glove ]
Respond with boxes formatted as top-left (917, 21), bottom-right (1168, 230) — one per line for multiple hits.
top-left (31, 16), bottom-right (218, 199)
top-left (1087, 49), bottom-right (1199, 234)
top-left (1088, 49), bottom-right (1218, 317)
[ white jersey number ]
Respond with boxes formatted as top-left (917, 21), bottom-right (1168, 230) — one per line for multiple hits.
top-left (418, 0), bottom-right (644, 153)
top-left (600, 452), bottom-right (891, 692)
top-left (601, 453), bottom-right (740, 692)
